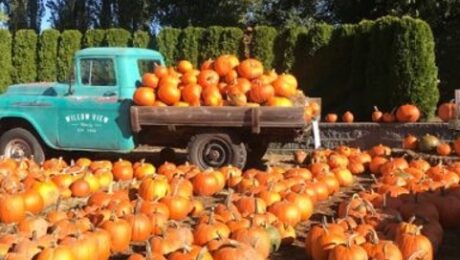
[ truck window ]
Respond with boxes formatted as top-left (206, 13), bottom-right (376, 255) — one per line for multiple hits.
top-left (80, 58), bottom-right (116, 86)
top-left (138, 60), bottom-right (161, 76)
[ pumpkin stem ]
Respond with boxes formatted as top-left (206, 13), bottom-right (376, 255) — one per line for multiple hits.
top-left (373, 106), bottom-right (380, 112)
top-left (407, 250), bottom-right (426, 260)
top-left (370, 174), bottom-right (379, 184)
top-left (145, 239), bottom-right (153, 260)
top-left (196, 246), bottom-right (209, 260)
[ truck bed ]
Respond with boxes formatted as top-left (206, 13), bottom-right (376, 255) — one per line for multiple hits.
top-left (130, 106), bottom-right (307, 134)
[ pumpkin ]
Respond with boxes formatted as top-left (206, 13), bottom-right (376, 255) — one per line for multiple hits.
top-left (382, 112), bottom-right (396, 122)
top-left (198, 69), bottom-right (220, 89)
top-left (202, 85), bottom-right (223, 107)
top-left (372, 106), bottom-right (383, 122)
top-left (328, 237), bottom-right (367, 260)
top-left (192, 170), bottom-right (220, 196)
top-left (181, 71), bottom-right (198, 85)
top-left (21, 188), bottom-right (44, 214)
top-left (142, 73), bottom-right (159, 89)
top-left (249, 81), bottom-right (275, 104)
top-left (101, 215), bottom-right (132, 252)
top-left (160, 195), bottom-right (192, 221)
top-left (133, 87), bottom-right (155, 106)
top-left (238, 59), bottom-right (264, 79)
top-left (436, 143), bottom-right (452, 156)
top-left (70, 179), bottom-right (91, 197)
top-left (342, 111), bottom-right (354, 123)
top-left (177, 60), bottom-right (193, 73)
top-left (158, 83), bottom-right (181, 105)
top-left (124, 210), bottom-right (152, 242)
top-left (437, 101), bottom-right (456, 122)
top-left (272, 74), bottom-right (298, 98)
top-left (231, 226), bottom-right (272, 258)
top-left (396, 227), bottom-right (433, 260)
top-left (0, 193), bottom-right (25, 224)
top-left (139, 176), bottom-right (170, 201)
top-left (133, 87), bottom-right (156, 106)
top-left (268, 201), bottom-right (302, 226)
top-left (403, 134), bottom-right (418, 150)
top-left (214, 55), bottom-right (239, 76)
top-left (36, 244), bottom-right (75, 260)
top-left (181, 83), bottom-right (202, 106)
top-left (325, 113), bottom-right (338, 123)
top-left (226, 85), bottom-right (247, 106)
top-left (212, 241), bottom-right (264, 260)
top-left (267, 97), bottom-right (293, 107)
top-left (418, 134), bottom-right (440, 152)
top-left (396, 104), bottom-right (420, 122)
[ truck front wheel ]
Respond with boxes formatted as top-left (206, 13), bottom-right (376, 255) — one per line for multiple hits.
top-left (187, 133), bottom-right (247, 170)
top-left (0, 128), bottom-right (45, 163)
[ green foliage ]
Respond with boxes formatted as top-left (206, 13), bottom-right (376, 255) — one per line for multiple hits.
top-left (177, 27), bottom-right (204, 68)
top-left (0, 30), bottom-right (12, 92)
top-left (296, 23), bottom-right (333, 98)
top-left (365, 16), bottom-right (438, 118)
top-left (12, 29), bottom-right (37, 83)
top-left (106, 28), bottom-right (131, 47)
top-left (274, 26), bottom-right (309, 72)
top-left (200, 26), bottom-right (225, 61)
top-left (250, 26), bottom-right (278, 70)
top-left (220, 27), bottom-right (244, 58)
top-left (83, 29), bottom-right (106, 47)
top-left (38, 29), bottom-right (60, 82)
top-left (156, 28), bottom-right (181, 65)
top-left (57, 30), bottom-right (82, 82)
top-left (132, 30), bottom-right (151, 48)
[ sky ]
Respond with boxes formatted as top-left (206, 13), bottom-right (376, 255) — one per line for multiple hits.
top-left (40, 0), bottom-right (52, 31)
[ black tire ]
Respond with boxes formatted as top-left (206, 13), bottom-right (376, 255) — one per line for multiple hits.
top-left (0, 128), bottom-right (45, 163)
top-left (247, 141), bottom-right (269, 161)
top-left (187, 133), bottom-right (247, 170)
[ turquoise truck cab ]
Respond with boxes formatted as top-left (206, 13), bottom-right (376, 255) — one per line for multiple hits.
top-left (0, 47), bottom-right (165, 162)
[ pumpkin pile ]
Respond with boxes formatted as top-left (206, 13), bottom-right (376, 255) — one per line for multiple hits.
top-left (402, 134), bottom-right (460, 156)
top-left (0, 150), bottom-right (356, 259)
top-left (305, 143), bottom-right (460, 260)
top-left (133, 55), bottom-right (308, 109)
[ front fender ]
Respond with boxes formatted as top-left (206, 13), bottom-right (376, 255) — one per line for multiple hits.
top-left (0, 112), bottom-right (59, 150)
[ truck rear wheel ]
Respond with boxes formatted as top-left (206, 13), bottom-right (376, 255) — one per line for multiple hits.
top-left (187, 133), bottom-right (247, 170)
top-left (0, 128), bottom-right (45, 163)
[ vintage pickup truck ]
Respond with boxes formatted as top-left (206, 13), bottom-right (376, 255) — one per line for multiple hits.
top-left (0, 47), bottom-right (314, 169)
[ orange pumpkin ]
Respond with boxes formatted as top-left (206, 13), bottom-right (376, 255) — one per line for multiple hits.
top-left (202, 85), bottom-right (223, 107)
top-left (142, 73), bottom-right (159, 89)
top-left (437, 102), bottom-right (456, 122)
top-left (267, 97), bottom-right (293, 107)
top-left (181, 83), bottom-right (202, 106)
top-left (249, 82), bottom-right (275, 104)
top-left (436, 143), bottom-right (452, 156)
top-left (158, 78), bottom-right (181, 105)
top-left (396, 104), bottom-right (420, 122)
top-left (325, 113), bottom-right (338, 122)
top-left (214, 54), bottom-right (239, 76)
top-left (198, 70), bottom-right (220, 89)
top-left (238, 59), bottom-right (264, 79)
top-left (372, 106), bottom-right (383, 122)
top-left (271, 74), bottom-right (297, 97)
top-left (403, 134), bottom-right (418, 150)
top-left (342, 111), bottom-right (354, 123)
top-left (177, 60), bottom-right (193, 74)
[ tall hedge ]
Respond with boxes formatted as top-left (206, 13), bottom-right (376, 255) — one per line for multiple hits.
top-left (106, 28), bottom-right (131, 47)
top-left (200, 26), bottom-right (224, 61)
top-left (156, 28), bottom-right (181, 65)
top-left (177, 27), bottom-right (204, 67)
top-left (365, 16), bottom-right (438, 118)
top-left (0, 30), bottom-right (12, 91)
top-left (133, 30), bottom-right (150, 48)
top-left (220, 27), bottom-right (244, 58)
top-left (275, 26), bottom-right (309, 73)
top-left (83, 29), bottom-right (106, 47)
top-left (38, 29), bottom-right (60, 82)
top-left (12, 30), bottom-right (37, 84)
top-left (297, 23), bottom-right (333, 98)
top-left (57, 30), bottom-right (82, 82)
top-left (251, 26), bottom-right (278, 70)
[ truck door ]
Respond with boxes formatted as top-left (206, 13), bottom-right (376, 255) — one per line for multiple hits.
top-left (57, 57), bottom-right (130, 150)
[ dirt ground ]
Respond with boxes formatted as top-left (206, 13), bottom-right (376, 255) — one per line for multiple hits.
top-left (10, 150), bottom-right (460, 259)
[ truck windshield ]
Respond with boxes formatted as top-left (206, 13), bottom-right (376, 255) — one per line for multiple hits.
top-left (138, 60), bottom-right (161, 77)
